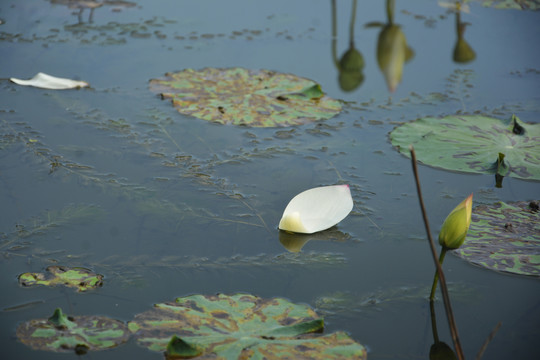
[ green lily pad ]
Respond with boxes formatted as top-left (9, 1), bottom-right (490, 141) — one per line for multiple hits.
top-left (149, 67), bottom-right (342, 127)
top-left (16, 308), bottom-right (130, 354)
top-left (129, 293), bottom-right (366, 359)
top-left (18, 266), bottom-right (104, 292)
top-left (390, 114), bottom-right (540, 181)
top-left (454, 200), bottom-right (540, 277)
top-left (480, 0), bottom-right (540, 11)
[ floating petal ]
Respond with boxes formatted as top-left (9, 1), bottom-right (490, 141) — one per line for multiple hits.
top-left (279, 185), bottom-right (353, 234)
top-left (10, 72), bottom-right (89, 90)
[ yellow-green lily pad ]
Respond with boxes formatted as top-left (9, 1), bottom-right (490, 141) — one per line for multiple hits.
top-left (454, 200), bottom-right (540, 277)
top-left (128, 293), bottom-right (366, 359)
top-left (16, 308), bottom-right (130, 354)
top-left (390, 114), bottom-right (540, 182)
top-left (149, 67), bottom-right (342, 127)
top-left (18, 265), bottom-right (104, 292)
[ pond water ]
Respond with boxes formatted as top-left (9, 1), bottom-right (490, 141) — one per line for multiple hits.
top-left (1, 0), bottom-right (539, 359)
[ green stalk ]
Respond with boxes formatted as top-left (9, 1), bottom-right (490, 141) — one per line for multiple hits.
top-left (430, 247), bottom-right (449, 301)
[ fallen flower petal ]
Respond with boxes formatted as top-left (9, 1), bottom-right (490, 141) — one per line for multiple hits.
top-left (279, 185), bottom-right (353, 234)
top-left (10, 72), bottom-right (89, 90)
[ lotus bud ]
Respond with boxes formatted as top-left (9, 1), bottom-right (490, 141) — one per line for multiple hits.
top-left (376, 25), bottom-right (412, 92)
top-left (338, 47), bottom-right (365, 92)
top-left (438, 194), bottom-right (473, 250)
top-left (453, 37), bottom-right (476, 63)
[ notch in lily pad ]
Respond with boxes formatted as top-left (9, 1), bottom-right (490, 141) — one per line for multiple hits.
top-left (16, 308), bottom-right (130, 354)
top-left (390, 114), bottom-right (540, 186)
top-left (129, 293), bottom-right (366, 359)
top-left (18, 265), bottom-right (104, 292)
top-left (149, 67), bottom-right (342, 127)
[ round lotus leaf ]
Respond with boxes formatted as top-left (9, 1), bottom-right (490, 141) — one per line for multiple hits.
top-left (129, 293), bottom-right (366, 359)
top-left (454, 200), bottom-right (540, 277)
top-left (149, 67), bottom-right (342, 127)
top-left (16, 308), bottom-right (130, 354)
top-left (18, 265), bottom-right (103, 292)
top-left (390, 114), bottom-right (540, 181)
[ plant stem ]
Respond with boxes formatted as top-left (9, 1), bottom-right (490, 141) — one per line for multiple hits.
top-left (409, 146), bottom-right (465, 360)
top-left (430, 247), bottom-right (449, 301)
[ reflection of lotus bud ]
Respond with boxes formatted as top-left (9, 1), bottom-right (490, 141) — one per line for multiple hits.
top-left (338, 47), bottom-right (365, 92)
top-left (453, 37), bottom-right (476, 63)
top-left (376, 25), bottom-right (412, 92)
top-left (438, 194), bottom-right (473, 249)
top-left (430, 341), bottom-right (457, 360)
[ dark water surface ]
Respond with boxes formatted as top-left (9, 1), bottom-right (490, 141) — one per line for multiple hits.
top-left (1, 0), bottom-right (539, 359)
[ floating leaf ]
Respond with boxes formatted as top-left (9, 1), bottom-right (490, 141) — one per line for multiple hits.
top-left (149, 67), bottom-right (342, 127)
top-left (390, 114), bottom-right (540, 181)
top-left (454, 200), bottom-right (540, 277)
top-left (10, 72), bottom-right (89, 89)
top-left (480, 0), bottom-right (540, 11)
top-left (129, 293), bottom-right (366, 359)
top-left (279, 185), bottom-right (354, 234)
top-left (18, 266), bottom-right (104, 292)
top-left (16, 308), bottom-right (130, 354)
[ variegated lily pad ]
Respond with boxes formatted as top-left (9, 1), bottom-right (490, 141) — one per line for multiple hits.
top-left (390, 114), bottom-right (540, 182)
top-left (149, 67), bottom-right (342, 127)
top-left (128, 293), bottom-right (366, 359)
top-left (18, 266), bottom-right (103, 292)
top-left (16, 308), bottom-right (130, 354)
top-left (454, 200), bottom-right (540, 277)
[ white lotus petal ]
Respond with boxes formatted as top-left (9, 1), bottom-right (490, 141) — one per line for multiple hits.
top-left (10, 72), bottom-right (89, 90)
top-left (279, 185), bottom-right (353, 234)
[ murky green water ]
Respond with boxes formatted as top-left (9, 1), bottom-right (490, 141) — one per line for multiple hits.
top-left (1, 0), bottom-right (539, 359)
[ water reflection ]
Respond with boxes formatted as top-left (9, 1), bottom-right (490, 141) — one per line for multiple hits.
top-left (429, 300), bottom-right (458, 360)
top-left (49, 0), bottom-right (136, 24)
top-left (453, 2), bottom-right (476, 63)
top-left (373, 0), bottom-right (414, 92)
top-left (331, 0), bottom-right (365, 92)
top-left (279, 228), bottom-right (351, 252)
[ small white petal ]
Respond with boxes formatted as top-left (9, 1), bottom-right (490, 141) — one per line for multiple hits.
top-left (10, 72), bottom-right (89, 90)
top-left (279, 185), bottom-right (353, 234)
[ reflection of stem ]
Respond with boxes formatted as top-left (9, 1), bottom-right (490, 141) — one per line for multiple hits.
top-left (331, 0), bottom-right (339, 67)
top-left (430, 247), bottom-right (448, 300)
top-left (430, 299), bottom-right (440, 343)
top-left (476, 322), bottom-right (502, 359)
top-left (386, 0), bottom-right (395, 25)
top-left (349, 0), bottom-right (357, 48)
top-left (410, 146), bottom-right (464, 360)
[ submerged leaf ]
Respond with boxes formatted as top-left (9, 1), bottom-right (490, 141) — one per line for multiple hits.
top-left (279, 185), bottom-right (353, 234)
top-left (10, 72), bottom-right (89, 89)
top-left (454, 200), bottom-right (540, 277)
top-left (390, 114), bottom-right (540, 182)
top-left (18, 266), bottom-right (103, 292)
top-left (16, 308), bottom-right (130, 353)
top-left (129, 293), bottom-right (366, 359)
top-left (149, 67), bottom-right (342, 127)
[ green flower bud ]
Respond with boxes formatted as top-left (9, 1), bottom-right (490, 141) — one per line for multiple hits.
top-left (376, 25), bottom-right (413, 92)
top-left (438, 194), bottom-right (473, 249)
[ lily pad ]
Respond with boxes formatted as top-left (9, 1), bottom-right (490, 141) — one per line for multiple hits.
top-left (454, 200), bottom-right (540, 277)
top-left (16, 308), bottom-right (130, 354)
top-left (480, 0), bottom-right (540, 11)
top-left (149, 67), bottom-right (342, 127)
top-left (18, 265), bottom-right (104, 292)
top-left (390, 114), bottom-right (540, 181)
top-left (129, 293), bottom-right (366, 359)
